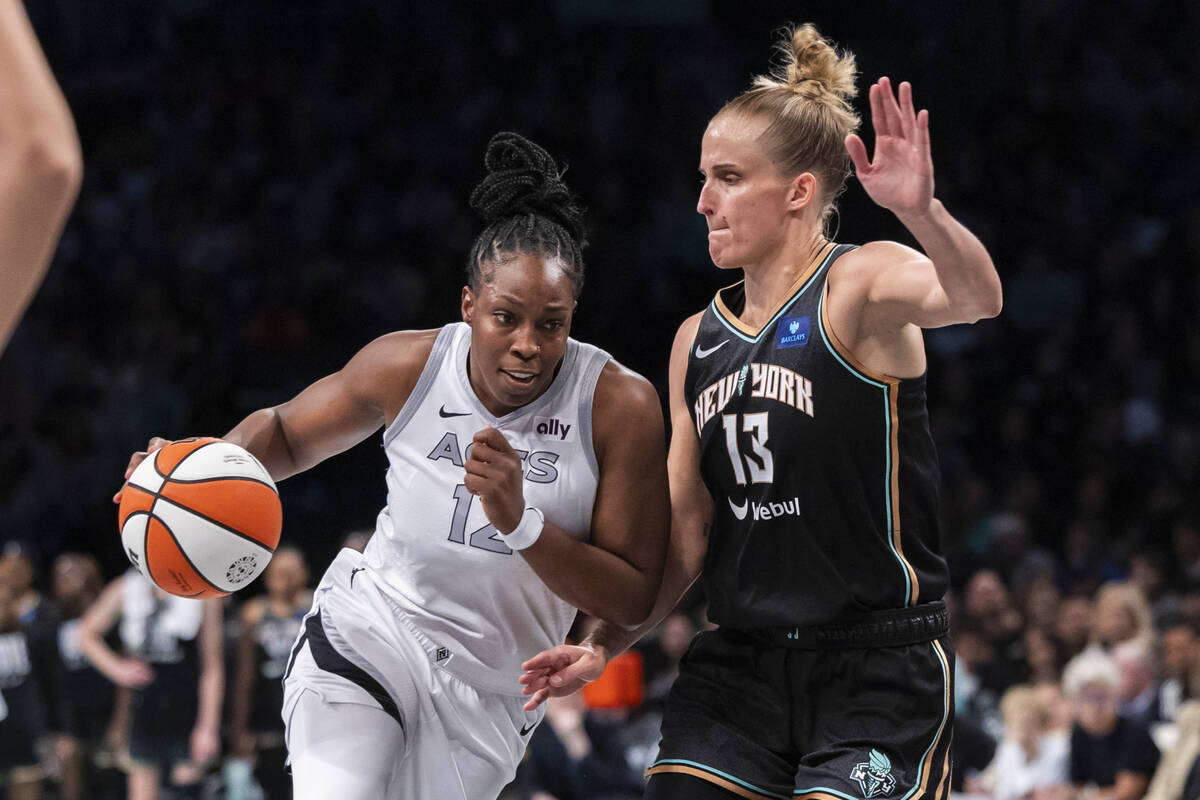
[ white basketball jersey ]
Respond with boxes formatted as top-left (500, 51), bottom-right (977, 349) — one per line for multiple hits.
top-left (363, 322), bottom-right (609, 694)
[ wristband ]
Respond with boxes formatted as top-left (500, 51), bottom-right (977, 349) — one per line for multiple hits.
top-left (500, 507), bottom-right (544, 550)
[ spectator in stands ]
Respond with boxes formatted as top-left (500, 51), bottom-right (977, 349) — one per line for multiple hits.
top-left (1158, 619), bottom-right (1197, 723)
top-left (512, 690), bottom-right (643, 800)
top-left (1112, 639), bottom-right (1160, 726)
top-left (978, 684), bottom-right (1069, 800)
top-left (1026, 627), bottom-right (1064, 685)
top-left (1065, 648), bottom-right (1160, 800)
top-left (1057, 595), bottom-right (1096, 662)
top-left (1092, 581), bottom-right (1157, 652)
top-left (965, 569), bottom-right (1027, 692)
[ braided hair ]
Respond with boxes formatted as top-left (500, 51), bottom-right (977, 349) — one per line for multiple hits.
top-left (467, 132), bottom-right (587, 299)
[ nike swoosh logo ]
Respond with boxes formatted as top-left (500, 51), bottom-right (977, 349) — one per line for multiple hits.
top-left (519, 722), bottom-right (535, 736)
top-left (439, 405), bottom-right (471, 418)
top-left (695, 340), bottom-right (729, 359)
top-left (728, 497), bottom-right (748, 520)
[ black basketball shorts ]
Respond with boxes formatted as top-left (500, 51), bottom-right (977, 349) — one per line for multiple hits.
top-left (647, 621), bottom-right (953, 800)
top-left (127, 688), bottom-right (195, 767)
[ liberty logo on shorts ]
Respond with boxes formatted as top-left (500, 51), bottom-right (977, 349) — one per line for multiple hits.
top-left (850, 749), bottom-right (896, 799)
top-left (775, 315), bottom-right (809, 349)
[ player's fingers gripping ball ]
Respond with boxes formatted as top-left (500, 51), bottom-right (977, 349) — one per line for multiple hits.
top-left (118, 437), bottom-right (282, 598)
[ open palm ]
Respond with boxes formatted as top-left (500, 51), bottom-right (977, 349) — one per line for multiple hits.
top-left (845, 77), bottom-right (934, 217)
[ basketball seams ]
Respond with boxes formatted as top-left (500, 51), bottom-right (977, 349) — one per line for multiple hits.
top-left (149, 491), bottom-right (279, 554)
top-left (147, 515), bottom-right (227, 597)
top-left (163, 474), bottom-right (276, 490)
top-left (125, 439), bottom-right (278, 598)
top-left (157, 438), bottom-right (223, 480)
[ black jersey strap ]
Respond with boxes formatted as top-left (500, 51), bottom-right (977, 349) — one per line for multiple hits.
top-left (749, 601), bottom-right (948, 650)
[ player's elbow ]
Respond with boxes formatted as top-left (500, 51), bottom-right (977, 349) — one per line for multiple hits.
top-left (617, 586), bottom-right (658, 629)
top-left (952, 285), bottom-right (1002, 325)
top-left (19, 131), bottom-right (83, 210)
top-left (590, 589), bottom-right (654, 629)
top-left (977, 286), bottom-right (1003, 320)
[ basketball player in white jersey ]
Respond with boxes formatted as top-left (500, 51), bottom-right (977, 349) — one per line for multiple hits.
top-left (0, 0), bottom-right (82, 352)
top-left (117, 132), bottom-right (671, 798)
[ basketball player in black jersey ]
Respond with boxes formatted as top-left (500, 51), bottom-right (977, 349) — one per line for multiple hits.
top-left (230, 547), bottom-right (311, 799)
top-left (0, 0), bottom-right (82, 353)
top-left (522, 23), bottom-right (1002, 800)
top-left (0, 578), bottom-right (56, 800)
top-left (79, 573), bottom-right (224, 800)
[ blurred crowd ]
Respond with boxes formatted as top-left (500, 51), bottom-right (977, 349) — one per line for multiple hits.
top-left (1, 0), bottom-right (1199, 798)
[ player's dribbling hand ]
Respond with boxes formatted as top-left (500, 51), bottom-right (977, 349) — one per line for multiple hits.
top-left (112, 436), bottom-right (172, 504)
top-left (519, 642), bottom-right (607, 711)
top-left (844, 77), bottom-right (934, 219)
top-left (465, 426), bottom-right (525, 534)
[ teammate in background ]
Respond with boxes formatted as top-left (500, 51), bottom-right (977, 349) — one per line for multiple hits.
top-left (0, 544), bottom-right (68, 786)
top-left (522, 24), bottom-right (1002, 800)
top-left (229, 547), bottom-right (311, 799)
top-left (0, 0), bottom-right (83, 352)
top-left (51, 553), bottom-right (125, 800)
top-left (78, 572), bottom-right (223, 800)
top-left (0, 578), bottom-right (58, 800)
top-left (116, 132), bottom-right (670, 799)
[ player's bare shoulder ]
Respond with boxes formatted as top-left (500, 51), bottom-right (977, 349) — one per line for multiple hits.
top-left (346, 327), bottom-right (443, 422)
top-left (674, 311), bottom-right (706, 356)
top-left (591, 358), bottom-right (665, 460)
top-left (831, 241), bottom-right (930, 288)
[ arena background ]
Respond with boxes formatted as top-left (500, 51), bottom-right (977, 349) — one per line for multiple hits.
top-left (2, 0), bottom-right (1198, 641)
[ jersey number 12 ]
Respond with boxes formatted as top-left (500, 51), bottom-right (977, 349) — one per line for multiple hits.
top-left (447, 484), bottom-right (513, 554)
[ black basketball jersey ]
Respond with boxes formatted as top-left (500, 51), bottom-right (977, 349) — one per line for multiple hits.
top-left (684, 243), bottom-right (947, 629)
top-left (0, 629), bottom-right (47, 761)
top-left (57, 617), bottom-right (117, 741)
top-left (249, 604), bottom-right (304, 733)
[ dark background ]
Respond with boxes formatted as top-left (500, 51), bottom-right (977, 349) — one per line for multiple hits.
top-left (2, 0), bottom-right (1199, 591)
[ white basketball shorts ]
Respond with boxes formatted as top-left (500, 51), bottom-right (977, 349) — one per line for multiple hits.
top-left (281, 548), bottom-right (544, 799)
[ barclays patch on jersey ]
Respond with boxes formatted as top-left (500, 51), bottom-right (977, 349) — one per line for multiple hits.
top-left (775, 315), bottom-right (810, 349)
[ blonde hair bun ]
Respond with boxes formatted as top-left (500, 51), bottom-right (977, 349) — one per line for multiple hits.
top-left (754, 23), bottom-right (858, 106)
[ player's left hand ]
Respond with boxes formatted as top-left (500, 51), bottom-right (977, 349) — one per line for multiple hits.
top-left (465, 426), bottom-right (525, 533)
top-left (519, 642), bottom-right (607, 711)
top-left (845, 77), bottom-right (934, 218)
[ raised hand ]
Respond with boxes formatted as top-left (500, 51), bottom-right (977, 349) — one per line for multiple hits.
top-left (844, 77), bottom-right (934, 218)
top-left (464, 426), bottom-right (525, 534)
top-left (519, 642), bottom-right (607, 711)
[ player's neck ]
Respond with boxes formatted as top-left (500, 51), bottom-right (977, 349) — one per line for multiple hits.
top-left (739, 233), bottom-right (828, 328)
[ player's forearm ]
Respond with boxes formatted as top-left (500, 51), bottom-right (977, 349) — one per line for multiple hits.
top-left (195, 664), bottom-right (223, 733)
top-left (896, 199), bottom-right (1002, 322)
top-left (0, 0), bottom-right (82, 206)
top-left (582, 526), bottom-right (704, 660)
top-left (228, 635), bottom-right (256, 739)
top-left (79, 632), bottom-right (126, 686)
top-left (0, 3), bottom-right (82, 347)
top-left (519, 525), bottom-right (659, 628)
top-left (0, 1), bottom-right (79, 145)
top-left (224, 408), bottom-right (305, 481)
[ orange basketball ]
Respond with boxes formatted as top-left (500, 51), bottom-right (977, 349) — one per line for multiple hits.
top-left (118, 437), bottom-right (282, 598)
